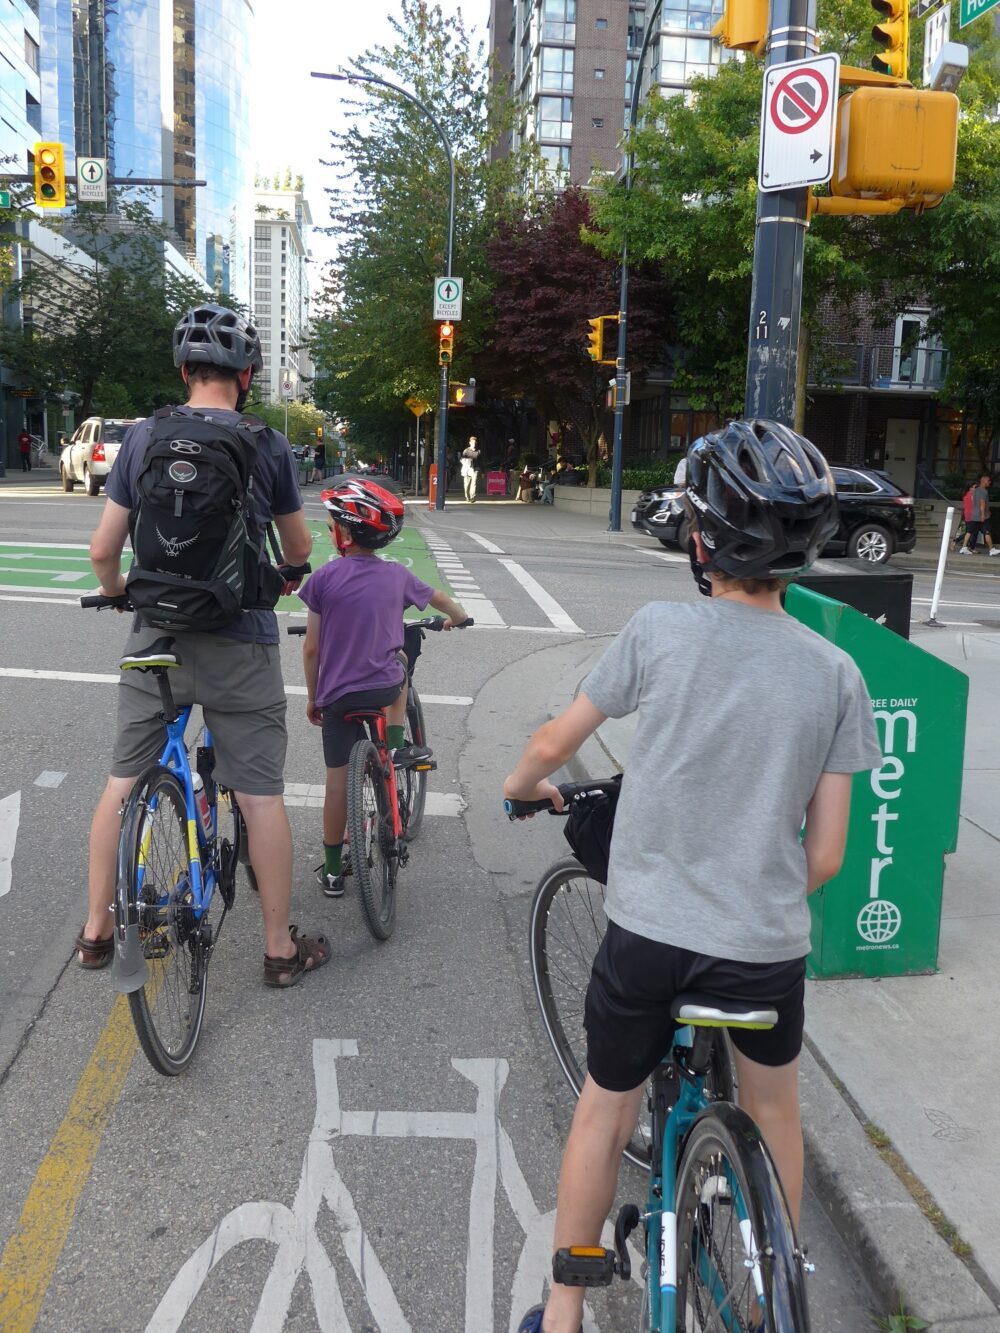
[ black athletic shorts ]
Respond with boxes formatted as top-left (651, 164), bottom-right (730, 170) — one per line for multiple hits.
top-left (320, 673), bottom-right (404, 768)
top-left (584, 920), bottom-right (807, 1092)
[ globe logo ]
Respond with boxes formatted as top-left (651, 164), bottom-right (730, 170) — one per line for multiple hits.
top-left (857, 899), bottom-right (902, 944)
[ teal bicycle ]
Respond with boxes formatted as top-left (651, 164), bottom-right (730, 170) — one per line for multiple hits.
top-left (507, 781), bottom-right (812, 1331)
top-left (83, 593), bottom-right (260, 1075)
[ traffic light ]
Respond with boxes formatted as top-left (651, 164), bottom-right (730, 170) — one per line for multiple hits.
top-left (315, 425), bottom-right (324, 439)
top-left (33, 142), bottom-right (66, 208)
top-left (438, 321), bottom-right (454, 367)
top-left (871, 0), bottom-right (908, 79)
top-left (711, 0), bottom-right (768, 52)
top-left (450, 381), bottom-right (477, 406)
top-left (586, 315), bottom-right (618, 365)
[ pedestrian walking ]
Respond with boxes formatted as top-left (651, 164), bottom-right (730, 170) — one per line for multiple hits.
top-left (959, 474), bottom-right (999, 556)
top-left (461, 436), bottom-right (481, 503)
top-left (310, 440), bottom-right (326, 485)
top-left (17, 430), bottom-right (32, 472)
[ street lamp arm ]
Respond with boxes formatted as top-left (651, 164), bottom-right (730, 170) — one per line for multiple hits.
top-left (311, 70), bottom-right (455, 276)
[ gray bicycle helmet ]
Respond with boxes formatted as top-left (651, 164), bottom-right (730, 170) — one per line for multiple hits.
top-left (685, 419), bottom-right (838, 582)
top-left (172, 304), bottom-right (263, 375)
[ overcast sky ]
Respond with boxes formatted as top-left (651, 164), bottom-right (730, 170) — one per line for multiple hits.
top-left (250, 0), bottom-right (490, 269)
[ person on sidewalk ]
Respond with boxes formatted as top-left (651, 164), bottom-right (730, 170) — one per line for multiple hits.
top-left (461, 436), bottom-right (481, 502)
top-left (17, 431), bottom-right (32, 472)
top-left (298, 480), bottom-right (468, 898)
top-left (77, 303), bottom-right (329, 989)
top-left (959, 474), bottom-right (999, 556)
top-left (505, 419), bottom-right (883, 1333)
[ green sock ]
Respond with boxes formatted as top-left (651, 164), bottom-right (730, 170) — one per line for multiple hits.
top-left (387, 724), bottom-right (406, 749)
top-left (324, 843), bottom-right (342, 876)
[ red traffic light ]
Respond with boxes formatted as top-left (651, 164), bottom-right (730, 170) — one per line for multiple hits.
top-left (440, 322), bottom-right (454, 339)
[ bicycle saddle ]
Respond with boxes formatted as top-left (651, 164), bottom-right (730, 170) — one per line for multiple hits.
top-left (119, 637), bottom-right (181, 672)
top-left (671, 992), bottom-right (778, 1031)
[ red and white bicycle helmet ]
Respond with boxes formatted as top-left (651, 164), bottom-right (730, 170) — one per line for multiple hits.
top-left (321, 480), bottom-right (404, 550)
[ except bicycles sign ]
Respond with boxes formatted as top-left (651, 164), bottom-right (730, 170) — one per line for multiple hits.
top-left (758, 53), bottom-right (840, 193)
top-left (433, 275), bottom-right (463, 321)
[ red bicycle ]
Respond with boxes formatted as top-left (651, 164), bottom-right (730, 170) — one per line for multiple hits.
top-left (289, 616), bottom-right (471, 939)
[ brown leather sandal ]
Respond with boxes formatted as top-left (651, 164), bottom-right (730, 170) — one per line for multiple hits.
top-left (75, 929), bottom-right (114, 969)
top-left (263, 925), bottom-right (332, 988)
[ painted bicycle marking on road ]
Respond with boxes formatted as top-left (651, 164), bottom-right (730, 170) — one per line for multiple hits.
top-left (148, 1039), bottom-right (638, 1332)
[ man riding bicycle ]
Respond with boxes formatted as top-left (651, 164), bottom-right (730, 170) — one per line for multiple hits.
top-left (77, 303), bottom-right (331, 988)
top-left (505, 420), bottom-right (883, 1333)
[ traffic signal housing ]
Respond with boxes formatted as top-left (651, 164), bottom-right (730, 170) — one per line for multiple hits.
top-left (586, 315), bottom-right (618, 365)
top-left (871, 0), bottom-right (908, 79)
top-left (450, 381), bottom-right (476, 406)
top-left (711, 0), bottom-right (768, 52)
top-left (33, 142), bottom-right (66, 208)
top-left (315, 425), bottom-right (324, 439)
top-left (830, 88), bottom-right (958, 205)
top-left (438, 321), bottom-right (454, 367)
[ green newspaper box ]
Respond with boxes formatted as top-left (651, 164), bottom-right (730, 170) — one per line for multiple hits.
top-left (786, 584), bottom-right (968, 978)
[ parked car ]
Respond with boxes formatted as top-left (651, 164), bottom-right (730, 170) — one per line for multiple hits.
top-left (60, 417), bottom-right (141, 495)
top-left (630, 466), bottom-right (916, 565)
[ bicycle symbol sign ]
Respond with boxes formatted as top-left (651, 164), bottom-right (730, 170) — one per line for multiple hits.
top-left (146, 1039), bottom-right (638, 1331)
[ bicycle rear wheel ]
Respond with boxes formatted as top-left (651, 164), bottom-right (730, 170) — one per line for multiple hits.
top-left (119, 768), bottom-right (208, 1075)
top-left (675, 1103), bottom-right (810, 1331)
top-left (399, 684), bottom-right (428, 841)
top-left (529, 858), bottom-right (734, 1170)
top-left (348, 739), bottom-right (397, 940)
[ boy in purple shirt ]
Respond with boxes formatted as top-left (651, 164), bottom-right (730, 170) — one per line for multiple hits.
top-left (298, 480), bottom-right (468, 897)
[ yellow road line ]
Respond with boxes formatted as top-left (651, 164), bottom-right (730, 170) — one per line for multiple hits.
top-left (0, 994), bottom-right (139, 1332)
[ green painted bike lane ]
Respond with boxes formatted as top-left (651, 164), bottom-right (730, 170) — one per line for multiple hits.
top-left (1, 526), bottom-right (448, 610)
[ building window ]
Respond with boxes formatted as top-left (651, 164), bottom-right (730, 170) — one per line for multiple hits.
top-left (542, 0), bottom-right (576, 42)
top-left (592, 117), bottom-right (604, 129)
top-left (540, 45), bottom-right (574, 92)
top-left (24, 32), bottom-right (40, 73)
top-left (539, 144), bottom-right (571, 172)
top-left (594, 68), bottom-right (605, 79)
top-left (538, 95), bottom-right (573, 140)
top-left (596, 17), bottom-right (608, 28)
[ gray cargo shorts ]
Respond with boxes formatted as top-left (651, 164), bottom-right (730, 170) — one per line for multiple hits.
top-left (110, 628), bottom-right (287, 795)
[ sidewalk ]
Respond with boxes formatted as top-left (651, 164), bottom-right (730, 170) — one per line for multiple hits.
top-left (569, 626), bottom-right (1000, 1326)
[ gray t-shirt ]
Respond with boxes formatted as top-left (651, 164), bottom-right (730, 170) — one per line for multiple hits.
top-left (972, 485), bottom-right (990, 522)
top-left (581, 599), bottom-right (883, 964)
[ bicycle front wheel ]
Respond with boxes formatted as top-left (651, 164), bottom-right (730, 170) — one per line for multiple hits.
top-left (399, 684), bottom-right (428, 841)
top-left (529, 858), bottom-right (735, 1171)
top-left (675, 1103), bottom-right (810, 1331)
top-left (348, 739), bottom-right (397, 940)
top-left (120, 768), bottom-right (208, 1076)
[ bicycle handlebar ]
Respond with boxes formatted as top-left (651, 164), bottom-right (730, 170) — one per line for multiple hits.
top-left (285, 615), bottom-right (474, 638)
top-left (81, 593), bottom-right (130, 610)
top-left (504, 777), bottom-right (620, 821)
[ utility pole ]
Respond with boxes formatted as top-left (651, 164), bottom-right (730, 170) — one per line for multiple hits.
top-left (744, 0), bottom-right (818, 423)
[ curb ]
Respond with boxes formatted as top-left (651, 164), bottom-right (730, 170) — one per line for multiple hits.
top-left (550, 661), bottom-right (1000, 1329)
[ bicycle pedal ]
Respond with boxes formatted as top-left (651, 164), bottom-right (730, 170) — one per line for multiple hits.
top-left (414, 759), bottom-right (436, 772)
top-left (552, 1247), bottom-right (616, 1288)
top-left (613, 1203), bottom-right (640, 1280)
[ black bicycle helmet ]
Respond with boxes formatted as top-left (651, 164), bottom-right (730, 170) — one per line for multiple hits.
top-left (172, 304), bottom-right (263, 375)
top-left (685, 419), bottom-right (838, 580)
top-left (321, 480), bottom-right (404, 550)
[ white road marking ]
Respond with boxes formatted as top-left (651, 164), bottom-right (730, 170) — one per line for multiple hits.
top-left (911, 596), bottom-right (1000, 611)
top-left (33, 771), bottom-right (67, 788)
top-left (497, 559), bottom-right (581, 633)
top-left (0, 669), bottom-right (472, 706)
top-left (0, 541), bottom-right (90, 551)
top-left (466, 532), bottom-right (505, 554)
top-left (0, 791), bottom-right (20, 898)
top-left (0, 594), bottom-right (80, 606)
top-left (51, 571), bottom-right (88, 582)
top-left (0, 583), bottom-right (80, 596)
top-left (425, 538), bottom-right (506, 627)
top-left (0, 549), bottom-right (92, 560)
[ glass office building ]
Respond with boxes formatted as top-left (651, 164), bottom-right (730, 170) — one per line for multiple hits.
top-left (35, 0), bottom-right (253, 301)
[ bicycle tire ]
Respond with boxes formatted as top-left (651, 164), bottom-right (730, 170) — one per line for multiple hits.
top-left (348, 739), bottom-right (397, 940)
top-left (674, 1103), bottom-right (810, 1332)
top-left (399, 684), bottom-right (428, 841)
top-left (529, 858), bottom-right (735, 1171)
top-left (119, 768), bottom-right (208, 1076)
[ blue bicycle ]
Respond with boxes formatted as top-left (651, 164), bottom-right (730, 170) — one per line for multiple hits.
top-left (509, 781), bottom-right (811, 1331)
top-left (83, 594), bottom-right (256, 1075)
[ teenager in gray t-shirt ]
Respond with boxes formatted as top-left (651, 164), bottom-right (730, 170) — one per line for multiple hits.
top-left (507, 420), bottom-right (883, 1333)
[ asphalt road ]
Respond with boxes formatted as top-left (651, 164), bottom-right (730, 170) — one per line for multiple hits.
top-left (4, 477), bottom-right (994, 1331)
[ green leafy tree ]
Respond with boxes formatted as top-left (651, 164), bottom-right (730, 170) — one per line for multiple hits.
top-left (0, 199), bottom-right (217, 418)
top-left (309, 0), bottom-right (533, 454)
top-left (244, 394), bottom-right (326, 448)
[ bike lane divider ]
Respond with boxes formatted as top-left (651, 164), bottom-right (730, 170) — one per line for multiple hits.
top-left (496, 559), bottom-right (582, 634)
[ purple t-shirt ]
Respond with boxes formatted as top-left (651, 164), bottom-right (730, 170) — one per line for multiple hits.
top-left (106, 406), bottom-right (303, 644)
top-left (298, 556), bottom-right (436, 706)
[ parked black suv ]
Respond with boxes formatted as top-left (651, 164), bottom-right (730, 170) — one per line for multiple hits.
top-left (631, 466), bottom-right (916, 564)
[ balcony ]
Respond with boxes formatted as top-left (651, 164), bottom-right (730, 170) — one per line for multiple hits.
top-left (808, 342), bottom-right (949, 393)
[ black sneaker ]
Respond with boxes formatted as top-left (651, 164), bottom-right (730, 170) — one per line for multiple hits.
top-left (392, 744), bottom-right (433, 770)
top-left (321, 872), bottom-right (345, 899)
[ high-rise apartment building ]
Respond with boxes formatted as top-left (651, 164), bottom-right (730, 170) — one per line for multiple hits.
top-left (35, 0), bottom-right (253, 300)
top-left (252, 188), bottom-right (313, 403)
top-left (489, 0), bottom-right (728, 185)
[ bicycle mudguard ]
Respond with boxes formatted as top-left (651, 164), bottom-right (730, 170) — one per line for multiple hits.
top-left (112, 919), bottom-right (150, 994)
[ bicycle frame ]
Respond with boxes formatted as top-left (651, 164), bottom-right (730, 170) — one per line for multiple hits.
top-left (343, 708), bottom-right (404, 840)
top-left (644, 1035), bottom-right (763, 1332)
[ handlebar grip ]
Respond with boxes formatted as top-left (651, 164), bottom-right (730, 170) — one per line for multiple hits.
top-left (278, 561), bottom-right (311, 580)
top-left (504, 797), bottom-right (556, 820)
top-left (457, 617), bottom-right (474, 628)
top-left (81, 593), bottom-right (128, 609)
top-left (286, 625), bottom-right (307, 636)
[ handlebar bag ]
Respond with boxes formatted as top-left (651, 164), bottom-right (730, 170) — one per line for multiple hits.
top-left (562, 776), bottom-right (622, 886)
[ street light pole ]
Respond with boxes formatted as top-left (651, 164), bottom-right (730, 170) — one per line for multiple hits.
top-left (312, 70), bottom-right (456, 510)
top-left (607, 0), bottom-right (664, 533)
